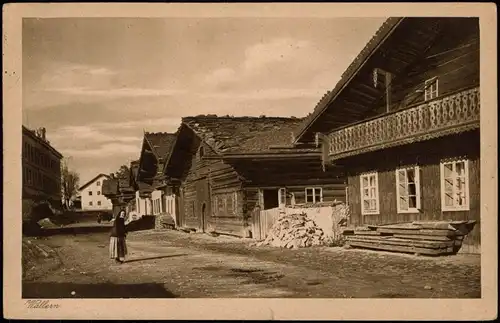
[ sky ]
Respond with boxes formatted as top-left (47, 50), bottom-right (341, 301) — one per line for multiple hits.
top-left (22, 17), bottom-right (386, 184)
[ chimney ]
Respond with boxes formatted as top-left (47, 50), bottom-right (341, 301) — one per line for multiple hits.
top-left (41, 127), bottom-right (46, 141)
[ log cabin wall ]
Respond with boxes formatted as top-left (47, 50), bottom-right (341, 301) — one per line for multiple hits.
top-left (365, 18), bottom-right (479, 119)
top-left (174, 128), bottom-right (245, 235)
top-left (345, 129), bottom-right (480, 252)
top-left (235, 158), bottom-right (346, 207)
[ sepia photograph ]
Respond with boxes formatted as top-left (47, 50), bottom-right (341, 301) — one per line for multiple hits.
top-left (3, 3), bottom-right (497, 321)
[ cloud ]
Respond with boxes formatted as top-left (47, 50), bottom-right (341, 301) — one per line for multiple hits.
top-left (50, 125), bottom-right (143, 144)
top-left (63, 143), bottom-right (141, 158)
top-left (243, 38), bottom-right (311, 73)
top-left (90, 117), bottom-right (182, 131)
top-left (202, 68), bottom-right (237, 87)
top-left (198, 88), bottom-right (325, 101)
top-left (198, 37), bottom-right (334, 94)
top-left (45, 86), bottom-right (187, 98)
top-left (38, 62), bottom-right (118, 89)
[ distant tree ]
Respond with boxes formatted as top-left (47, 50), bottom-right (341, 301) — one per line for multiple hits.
top-left (61, 160), bottom-right (80, 209)
top-left (114, 164), bottom-right (130, 179)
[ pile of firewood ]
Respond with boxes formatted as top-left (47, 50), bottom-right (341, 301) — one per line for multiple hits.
top-left (255, 212), bottom-right (326, 249)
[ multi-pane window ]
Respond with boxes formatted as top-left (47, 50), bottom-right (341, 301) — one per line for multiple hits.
top-left (441, 160), bottom-right (469, 211)
top-left (88, 191), bottom-right (93, 196)
top-left (424, 77), bottom-right (439, 101)
top-left (97, 191), bottom-right (101, 195)
top-left (305, 187), bottom-right (322, 203)
top-left (278, 188), bottom-right (286, 207)
top-left (396, 166), bottom-right (421, 213)
top-left (213, 192), bottom-right (238, 217)
top-left (89, 201), bottom-right (93, 206)
top-left (360, 172), bottom-right (379, 215)
top-left (96, 181), bottom-right (100, 186)
top-left (97, 201), bottom-right (102, 206)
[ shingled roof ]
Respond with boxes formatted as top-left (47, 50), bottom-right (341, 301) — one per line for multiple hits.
top-left (182, 115), bottom-right (305, 154)
top-left (144, 132), bottom-right (177, 160)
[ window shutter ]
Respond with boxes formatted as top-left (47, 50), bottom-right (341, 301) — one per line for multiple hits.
top-left (415, 167), bottom-right (421, 209)
top-left (397, 169), bottom-right (408, 211)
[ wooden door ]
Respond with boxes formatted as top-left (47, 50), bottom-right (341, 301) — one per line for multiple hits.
top-left (196, 178), bottom-right (211, 232)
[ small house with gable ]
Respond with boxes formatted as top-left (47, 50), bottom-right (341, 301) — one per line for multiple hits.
top-left (132, 131), bottom-right (178, 226)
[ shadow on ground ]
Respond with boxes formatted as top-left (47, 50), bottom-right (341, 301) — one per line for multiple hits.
top-left (23, 282), bottom-right (176, 298)
top-left (125, 254), bottom-right (188, 263)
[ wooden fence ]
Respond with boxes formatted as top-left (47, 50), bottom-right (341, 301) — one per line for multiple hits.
top-left (250, 208), bottom-right (282, 241)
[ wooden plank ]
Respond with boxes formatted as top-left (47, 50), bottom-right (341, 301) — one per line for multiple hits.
top-left (376, 228), bottom-right (457, 237)
top-left (411, 221), bottom-right (470, 230)
top-left (346, 236), bottom-right (454, 249)
top-left (393, 234), bottom-right (452, 241)
top-left (353, 230), bottom-right (381, 236)
top-left (347, 240), bottom-right (453, 256)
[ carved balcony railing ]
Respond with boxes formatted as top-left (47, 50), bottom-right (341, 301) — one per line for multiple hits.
top-left (327, 87), bottom-right (480, 160)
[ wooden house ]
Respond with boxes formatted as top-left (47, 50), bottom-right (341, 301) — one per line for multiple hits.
top-left (294, 17), bottom-right (481, 253)
top-left (133, 132), bottom-right (178, 225)
top-left (163, 115), bottom-right (347, 237)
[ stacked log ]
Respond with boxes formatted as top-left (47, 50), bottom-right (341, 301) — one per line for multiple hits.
top-left (255, 212), bottom-right (326, 249)
top-left (343, 220), bottom-right (476, 256)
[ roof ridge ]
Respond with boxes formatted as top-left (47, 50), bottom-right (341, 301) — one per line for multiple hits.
top-left (145, 131), bottom-right (176, 136)
top-left (182, 115), bottom-right (303, 121)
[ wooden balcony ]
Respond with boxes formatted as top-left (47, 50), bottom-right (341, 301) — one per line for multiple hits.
top-left (327, 87), bottom-right (480, 160)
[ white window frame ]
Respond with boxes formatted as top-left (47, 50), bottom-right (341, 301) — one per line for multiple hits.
top-left (440, 159), bottom-right (470, 211)
top-left (278, 188), bottom-right (286, 208)
top-left (96, 181), bottom-right (101, 186)
top-left (305, 187), bottom-right (323, 204)
top-left (424, 77), bottom-right (439, 101)
top-left (360, 172), bottom-right (380, 215)
top-left (395, 166), bottom-right (421, 214)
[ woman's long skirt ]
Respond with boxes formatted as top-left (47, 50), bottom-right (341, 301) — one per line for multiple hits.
top-left (109, 236), bottom-right (127, 259)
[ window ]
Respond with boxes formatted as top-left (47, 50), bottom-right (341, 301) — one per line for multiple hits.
top-left (88, 191), bottom-right (93, 196)
top-left (278, 188), bottom-right (286, 207)
top-left (97, 191), bottom-right (101, 195)
top-left (441, 160), bottom-right (469, 211)
top-left (27, 169), bottom-right (32, 185)
top-left (424, 77), bottom-right (438, 101)
top-left (396, 166), bottom-right (421, 213)
top-left (97, 201), bottom-right (101, 206)
top-left (305, 187), bottom-right (323, 203)
top-left (97, 181), bottom-right (101, 186)
top-left (232, 192), bottom-right (238, 214)
top-left (360, 172), bottom-right (379, 215)
top-left (89, 201), bottom-right (93, 206)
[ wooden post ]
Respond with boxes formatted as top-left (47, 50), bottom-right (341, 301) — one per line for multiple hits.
top-left (385, 71), bottom-right (392, 113)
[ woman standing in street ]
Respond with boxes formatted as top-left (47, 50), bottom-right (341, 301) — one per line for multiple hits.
top-left (109, 209), bottom-right (128, 264)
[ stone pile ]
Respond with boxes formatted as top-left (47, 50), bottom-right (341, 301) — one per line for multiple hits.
top-left (255, 212), bottom-right (326, 249)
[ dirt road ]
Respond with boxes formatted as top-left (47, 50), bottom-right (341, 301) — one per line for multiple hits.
top-left (23, 229), bottom-right (481, 298)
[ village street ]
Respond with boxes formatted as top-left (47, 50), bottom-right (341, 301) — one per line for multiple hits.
top-left (23, 229), bottom-right (481, 298)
